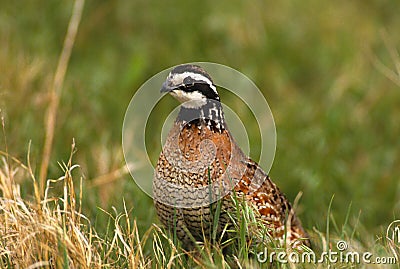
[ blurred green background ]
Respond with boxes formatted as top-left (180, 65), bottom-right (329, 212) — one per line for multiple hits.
top-left (1, 0), bottom-right (399, 240)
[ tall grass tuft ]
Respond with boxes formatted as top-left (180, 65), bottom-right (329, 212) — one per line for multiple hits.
top-left (0, 141), bottom-right (152, 268)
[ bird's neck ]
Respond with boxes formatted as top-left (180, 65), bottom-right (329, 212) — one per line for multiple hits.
top-left (177, 100), bottom-right (225, 132)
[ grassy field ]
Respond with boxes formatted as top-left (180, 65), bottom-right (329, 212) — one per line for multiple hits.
top-left (1, 0), bottom-right (399, 268)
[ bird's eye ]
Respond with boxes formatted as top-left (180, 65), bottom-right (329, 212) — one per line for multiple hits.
top-left (183, 76), bottom-right (195, 86)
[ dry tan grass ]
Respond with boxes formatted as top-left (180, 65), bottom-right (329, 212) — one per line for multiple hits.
top-left (39, 0), bottom-right (85, 195)
top-left (0, 142), bottom-right (152, 268)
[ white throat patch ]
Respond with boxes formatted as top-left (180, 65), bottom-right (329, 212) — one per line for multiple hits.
top-left (170, 89), bottom-right (207, 108)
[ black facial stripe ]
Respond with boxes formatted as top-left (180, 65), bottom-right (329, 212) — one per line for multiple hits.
top-left (184, 83), bottom-right (219, 100)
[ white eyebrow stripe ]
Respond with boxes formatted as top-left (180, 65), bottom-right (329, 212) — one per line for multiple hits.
top-left (171, 71), bottom-right (218, 96)
top-left (172, 71), bottom-right (212, 85)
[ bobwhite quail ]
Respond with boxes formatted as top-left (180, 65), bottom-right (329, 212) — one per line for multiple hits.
top-left (153, 64), bottom-right (310, 250)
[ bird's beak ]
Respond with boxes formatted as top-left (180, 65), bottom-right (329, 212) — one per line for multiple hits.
top-left (160, 80), bottom-right (177, 93)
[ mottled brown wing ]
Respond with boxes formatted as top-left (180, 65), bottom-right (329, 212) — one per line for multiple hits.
top-left (230, 155), bottom-right (311, 248)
